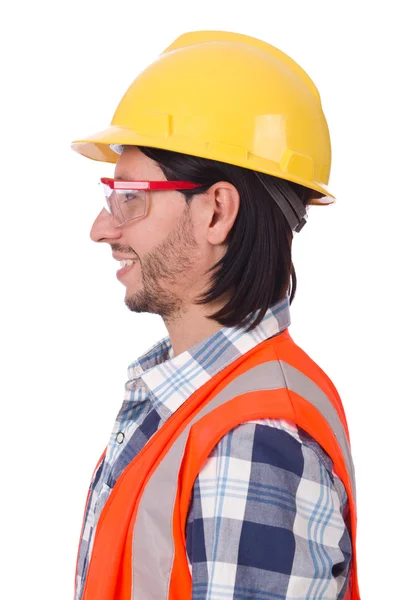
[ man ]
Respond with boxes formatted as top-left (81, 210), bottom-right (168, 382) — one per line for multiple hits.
top-left (71, 31), bottom-right (360, 600)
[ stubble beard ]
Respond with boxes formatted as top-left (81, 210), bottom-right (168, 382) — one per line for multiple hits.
top-left (124, 205), bottom-right (201, 321)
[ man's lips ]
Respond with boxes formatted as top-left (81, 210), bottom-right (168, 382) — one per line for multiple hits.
top-left (116, 260), bottom-right (137, 280)
top-left (112, 252), bottom-right (138, 261)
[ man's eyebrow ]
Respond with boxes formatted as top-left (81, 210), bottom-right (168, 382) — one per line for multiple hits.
top-left (114, 176), bottom-right (136, 181)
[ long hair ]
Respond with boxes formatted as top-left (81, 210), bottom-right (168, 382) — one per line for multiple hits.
top-left (136, 145), bottom-right (312, 333)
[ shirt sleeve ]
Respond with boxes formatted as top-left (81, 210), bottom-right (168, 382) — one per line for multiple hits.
top-left (185, 418), bottom-right (352, 600)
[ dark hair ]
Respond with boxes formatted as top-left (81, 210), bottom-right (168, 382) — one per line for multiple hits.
top-left (137, 145), bottom-right (312, 333)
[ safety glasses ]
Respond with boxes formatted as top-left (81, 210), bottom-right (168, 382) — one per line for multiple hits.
top-left (100, 178), bottom-right (204, 227)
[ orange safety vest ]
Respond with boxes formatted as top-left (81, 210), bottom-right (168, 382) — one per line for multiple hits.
top-left (76, 328), bottom-right (361, 600)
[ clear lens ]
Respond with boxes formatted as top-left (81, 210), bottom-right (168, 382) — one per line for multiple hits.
top-left (101, 183), bottom-right (147, 225)
top-left (116, 189), bottom-right (147, 222)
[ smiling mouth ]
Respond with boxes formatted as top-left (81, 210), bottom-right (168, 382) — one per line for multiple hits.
top-left (116, 260), bottom-right (138, 279)
top-left (119, 259), bottom-right (136, 268)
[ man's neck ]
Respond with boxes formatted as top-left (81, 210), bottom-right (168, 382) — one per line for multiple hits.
top-left (164, 307), bottom-right (226, 358)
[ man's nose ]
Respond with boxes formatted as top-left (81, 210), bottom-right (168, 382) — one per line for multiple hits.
top-left (90, 209), bottom-right (121, 242)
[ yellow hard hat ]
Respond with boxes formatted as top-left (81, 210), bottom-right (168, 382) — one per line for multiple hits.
top-left (71, 31), bottom-right (334, 206)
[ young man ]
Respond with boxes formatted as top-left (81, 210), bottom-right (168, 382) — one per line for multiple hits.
top-left (71, 31), bottom-right (360, 600)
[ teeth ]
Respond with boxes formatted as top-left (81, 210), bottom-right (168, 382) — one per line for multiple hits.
top-left (120, 259), bottom-right (136, 267)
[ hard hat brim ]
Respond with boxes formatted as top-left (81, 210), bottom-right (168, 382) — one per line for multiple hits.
top-left (71, 125), bottom-right (335, 206)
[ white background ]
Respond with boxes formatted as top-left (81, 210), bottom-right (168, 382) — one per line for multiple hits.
top-left (1, 1), bottom-right (395, 598)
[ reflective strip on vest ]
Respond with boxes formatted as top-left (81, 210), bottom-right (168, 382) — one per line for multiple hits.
top-left (132, 360), bottom-right (356, 600)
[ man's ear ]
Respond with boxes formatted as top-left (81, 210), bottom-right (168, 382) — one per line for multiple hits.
top-left (205, 181), bottom-right (240, 246)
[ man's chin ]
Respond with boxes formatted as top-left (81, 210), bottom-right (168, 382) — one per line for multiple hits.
top-left (124, 291), bottom-right (151, 314)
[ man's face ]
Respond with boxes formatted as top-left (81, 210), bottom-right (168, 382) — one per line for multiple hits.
top-left (90, 146), bottom-right (209, 320)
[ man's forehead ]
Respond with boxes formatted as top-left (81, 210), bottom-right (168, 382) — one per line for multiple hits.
top-left (114, 147), bottom-right (162, 181)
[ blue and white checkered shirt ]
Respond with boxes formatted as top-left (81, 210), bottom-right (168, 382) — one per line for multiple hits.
top-left (75, 295), bottom-right (352, 600)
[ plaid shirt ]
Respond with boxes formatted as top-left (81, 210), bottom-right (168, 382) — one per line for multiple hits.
top-left (75, 295), bottom-right (352, 600)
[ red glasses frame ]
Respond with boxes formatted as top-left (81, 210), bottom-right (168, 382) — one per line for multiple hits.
top-left (99, 178), bottom-right (205, 227)
top-left (100, 178), bottom-right (203, 191)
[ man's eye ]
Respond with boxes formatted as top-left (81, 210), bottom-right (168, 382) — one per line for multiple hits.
top-left (123, 192), bottom-right (136, 202)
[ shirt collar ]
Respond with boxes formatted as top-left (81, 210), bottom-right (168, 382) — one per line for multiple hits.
top-left (126, 295), bottom-right (291, 419)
